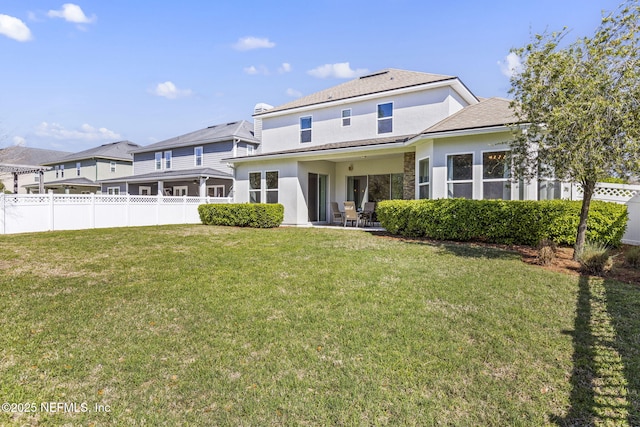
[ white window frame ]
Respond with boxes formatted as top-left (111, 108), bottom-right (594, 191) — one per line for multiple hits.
top-left (300, 116), bottom-right (312, 143)
top-left (446, 152), bottom-right (474, 199)
top-left (249, 171), bottom-right (262, 203)
top-left (60, 164), bottom-right (65, 178)
top-left (107, 187), bottom-right (120, 195)
top-left (139, 186), bottom-right (152, 195)
top-left (194, 146), bottom-right (203, 167)
top-left (481, 149), bottom-right (511, 200)
top-left (173, 185), bottom-right (187, 196)
top-left (265, 170), bottom-right (279, 204)
top-left (207, 185), bottom-right (225, 197)
top-left (247, 145), bottom-right (254, 156)
top-left (76, 162), bottom-right (81, 176)
top-left (155, 152), bottom-right (162, 171)
top-left (164, 151), bottom-right (172, 170)
top-left (34, 173), bottom-right (40, 182)
top-left (418, 156), bottom-right (430, 199)
top-left (55, 165), bottom-right (59, 178)
top-left (341, 109), bottom-right (352, 127)
top-left (377, 102), bottom-right (393, 134)
top-left (110, 161), bottom-right (116, 173)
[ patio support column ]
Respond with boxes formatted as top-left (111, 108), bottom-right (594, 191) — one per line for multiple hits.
top-left (199, 177), bottom-right (207, 197)
top-left (158, 180), bottom-right (164, 196)
top-left (403, 152), bottom-right (416, 200)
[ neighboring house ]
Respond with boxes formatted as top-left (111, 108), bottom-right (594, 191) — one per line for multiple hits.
top-left (229, 68), bottom-right (550, 226)
top-left (25, 140), bottom-right (140, 194)
top-left (0, 146), bottom-right (71, 193)
top-left (101, 120), bottom-right (259, 196)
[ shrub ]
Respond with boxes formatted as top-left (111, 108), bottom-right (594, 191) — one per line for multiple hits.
top-left (625, 246), bottom-right (640, 269)
top-left (198, 203), bottom-right (284, 228)
top-left (577, 241), bottom-right (613, 275)
top-left (537, 239), bottom-right (557, 266)
top-left (376, 199), bottom-right (628, 247)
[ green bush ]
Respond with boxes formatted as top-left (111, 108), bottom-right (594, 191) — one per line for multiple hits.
top-left (625, 246), bottom-right (640, 269)
top-left (198, 203), bottom-right (284, 228)
top-left (376, 199), bottom-right (628, 247)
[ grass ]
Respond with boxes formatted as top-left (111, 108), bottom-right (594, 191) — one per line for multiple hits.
top-left (0, 225), bottom-right (638, 426)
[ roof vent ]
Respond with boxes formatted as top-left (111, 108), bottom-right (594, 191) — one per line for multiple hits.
top-left (359, 70), bottom-right (389, 79)
top-left (226, 121), bottom-right (238, 126)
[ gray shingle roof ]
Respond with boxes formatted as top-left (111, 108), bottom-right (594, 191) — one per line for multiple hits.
top-left (44, 140), bottom-right (141, 164)
top-left (422, 97), bottom-right (518, 134)
top-left (257, 69), bottom-right (460, 115)
top-left (130, 120), bottom-right (258, 154)
top-left (99, 167), bottom-right (232, 184)
top-left (0, 146), bottom-right (71, 166)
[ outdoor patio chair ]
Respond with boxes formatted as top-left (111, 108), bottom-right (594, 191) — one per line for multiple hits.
top-left (361, 202), bottom-right (376, 227)
top-left (330, 202), bottom-right (344, 225)
top-left (343, 201), bottom-right (359, 227)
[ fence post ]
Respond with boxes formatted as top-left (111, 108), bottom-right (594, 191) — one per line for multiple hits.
top-left (49, 192), bottom-right (54, 231)
top-left (1, 193), bottom-right (4, 235)
top-left (90, 194), bottom-right (96, 229)
top-left (126, 194), bottom-right (131, 227)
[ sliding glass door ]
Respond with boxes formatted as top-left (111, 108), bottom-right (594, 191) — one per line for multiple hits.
top-left (308, 173), bottom-right (327, 222)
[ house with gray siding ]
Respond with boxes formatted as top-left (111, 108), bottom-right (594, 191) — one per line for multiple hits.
top-left (101, 120), bottom-right (259, 196)
top-left (24, 140), bottom-right (139, 194)
top-left (0, 146), bottom-right (71, 194)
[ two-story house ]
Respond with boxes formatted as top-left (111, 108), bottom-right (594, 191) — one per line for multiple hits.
top-left (23, 140), bottom-right (139, 194)
top-left (101, 120), bottom-right (259, 196)
top-left (229, 68), bottom-right (545, 226)
top-left (0, 146), bottom-right (71, 193)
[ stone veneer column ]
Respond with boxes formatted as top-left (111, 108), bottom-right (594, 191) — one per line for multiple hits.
top-left (403, 152), bottom-right (415, 200)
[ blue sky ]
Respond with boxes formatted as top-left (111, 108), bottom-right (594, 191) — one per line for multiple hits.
top-left (0, 0), bottom-right (624, 152)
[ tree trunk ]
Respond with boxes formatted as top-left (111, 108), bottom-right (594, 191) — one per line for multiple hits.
top-left (573, 180), bottom-right (596, 260)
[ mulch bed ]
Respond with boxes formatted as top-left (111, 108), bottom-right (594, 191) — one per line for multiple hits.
top-left (371, 231), bottom-right (640, 286)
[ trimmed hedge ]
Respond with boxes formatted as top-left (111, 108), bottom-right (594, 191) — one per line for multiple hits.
top-left (376, 199), bottom-right (628, 247)
top-left (198, 203), bottom-right (284, 228)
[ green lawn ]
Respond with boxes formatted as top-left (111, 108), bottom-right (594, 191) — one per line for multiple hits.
top-left (0, 225), bottom-right (638, 426)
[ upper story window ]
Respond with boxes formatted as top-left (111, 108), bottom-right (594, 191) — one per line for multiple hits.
top-left (300, 116), bottom-right (312, 143)
top-left (194, 146), bottom-right (203, 166)
top-left (341, 109), bottom-right (351, 127)
top-left (377, 102), bottom-right (393, 134)
top-left (447, 153), bottom-right (473, 199)
top-left (247, 145), bottom-right (254, 156)
top-left (110, 161), bottom-right (116, 173)
top-left (60, 164), bottom-right (64, 178)
top-left (164, 151), bottom-right (172, 169)
top-left (76, 162), bottom-right (81, 176)
top-left (482, 151), bottom-right (511, 200)
top-left (55, 165), bottom-right (59, 178)
top-left (155, 152), bottom-right (162, 170)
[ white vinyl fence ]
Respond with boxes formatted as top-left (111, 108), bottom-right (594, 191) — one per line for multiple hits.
top-left (0, 194), bottom-right (232, 235)
top-left (571, 182), bottom-right (640, 246)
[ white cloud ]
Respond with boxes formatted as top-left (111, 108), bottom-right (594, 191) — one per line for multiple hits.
top-left (12, 136), bottom-right (27, 146)
top-left (151, 81), bottom-right (193, 99)
top-left (286, 88), bottom-right (302, 98)
top-left (233, 36), bottom-right (275, 51)
top-left (243, 65), bottom-right (269, 75)
top-left (47, 3), bottom-right (96, 24)
top-left (278, 63), bottom-right (292, 73)
top-left (499, 52), bottom-right (523, 78)
top-left (307, 62), bottom-right (369, 79)
top-left (35, 122), bottom-right (121, 141)
top-left (0, 14), bottom-right (33, 42)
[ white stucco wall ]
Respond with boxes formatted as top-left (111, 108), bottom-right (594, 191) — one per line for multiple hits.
top-left (259, 87), bottom-right (467, 154)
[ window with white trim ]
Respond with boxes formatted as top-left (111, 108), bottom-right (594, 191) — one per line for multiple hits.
top-left (155, 152), bottom-right (162, 170)
top-left (418, 157), bottom-right (430, 199)
top-left (55, 165), bottom-right (59, 178)
top-left (249, 172), bottom-right (261, 203)
top-left (164, 151), bottom-right (172, 169)
top-left (34, 173), bottom-right (40, 182)
top-left (537, 162), bottom-right (562, 200)
top-left (139, 186), bottom-right (151, 195)
top-left (76, 162), bottom-right (81, 176)
top-left (194, 146), bottom-right (203, 166)
top-left (266, 171), bottom-right (278, 203)
top-left (447, 154), bottom-right (473, 199)
top-left (377, 102), bottom-right (393, 134)
top-left (300, 116), bottom-right (312, 143)
top-left (341, 109), bottom-right (351, 127)
top-left (60, 165), bottom-right (64, 178)
top-left (207, 185), bottom-right (225, 197)
top-left (107, 187), bottom-right (120, 195)
top-left (173, 186), bottom-right (187, 196)
top-left (482, 151), bottom-right (511, 200)
top-left (247, 145), bottom-right (254, 156)
top-left (110, 161), bottom-right (116, 173)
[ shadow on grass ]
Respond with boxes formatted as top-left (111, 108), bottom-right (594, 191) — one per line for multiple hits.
top-left (552, 275), bottom-right (639, 426)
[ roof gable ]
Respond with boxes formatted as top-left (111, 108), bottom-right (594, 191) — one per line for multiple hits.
top-left (258, 69), bottom-right (469, 115)
top-left (131, 120), bottom-right (258, 153)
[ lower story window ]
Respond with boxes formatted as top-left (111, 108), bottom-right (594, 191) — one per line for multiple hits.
top-left (107, 187), bottom-right (120, 195)
top-left (538, 179), bottom-right (562, 200)
top-left (447, 154), bottom-right (473, 199)
top-left (266, 171), bottom-right (279, 203)
top-left (207, 185), bottom-right (225, 197)
top-left (173, 186), bottom-right (188, 196)
top-left (347, 174), bottom-right (403, 207)
top-left (418, 157), bottom-right (430, 199)
top-left (249, 172), bottom-right (261, 203)
top-left (482, 151), bottom-right (511, 200)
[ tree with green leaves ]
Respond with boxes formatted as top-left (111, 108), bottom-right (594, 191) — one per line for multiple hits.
top-left (508, 0), bottom-right (640, 259)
